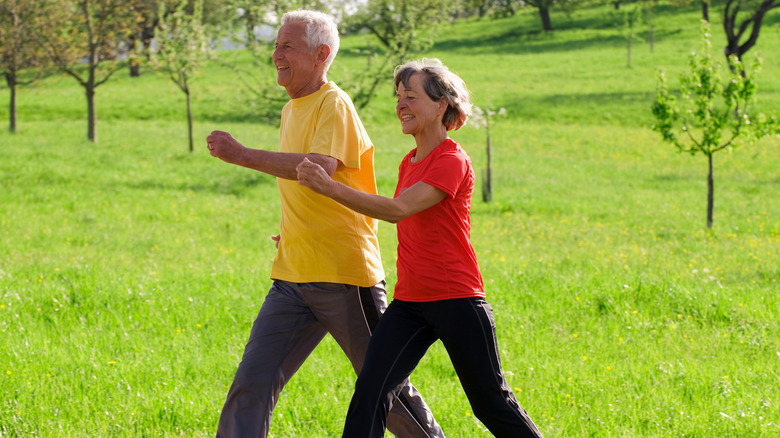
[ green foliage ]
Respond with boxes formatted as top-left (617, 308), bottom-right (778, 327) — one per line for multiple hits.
top-left (34, 0), bottom-right (139, 141)
top-left (652, 20), bottom-right (778, 227)
top-left (0, 0), bottom-right (51, 132)
top-left (37, 0), bottom-right (136, 79)
top-left (0, 0), bottom-right (46, 76)
top-left (652, 21), bottom-right (776, 156)
top-left (152, 0), bottom-right (213, 151)
top-left (153, 0), bottom-right (212, 95)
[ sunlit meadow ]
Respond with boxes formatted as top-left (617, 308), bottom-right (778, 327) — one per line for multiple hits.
top-left (1, 2), bottom-right (779, 437)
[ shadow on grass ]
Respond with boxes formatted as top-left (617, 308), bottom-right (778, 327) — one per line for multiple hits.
top-left (651, 172), bottom-right (700, 183)
top-left (117, 172), bottom-right (275, 198)
top-left (434, 26), bottom-right (684, 55)
top-left (200, 109), bottom-right (282, 126)
top-left (496, 89), bottom-right (657, 125)
top-left (431, 4), bottom-right (689, 55)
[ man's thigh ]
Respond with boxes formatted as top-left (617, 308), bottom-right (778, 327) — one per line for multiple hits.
top-left (239, 281), bottom-right (328, 378)
top-left (299, 281), bottom-right (387, 373)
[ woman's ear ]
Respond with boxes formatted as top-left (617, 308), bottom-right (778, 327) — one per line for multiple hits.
top-left (437, 99), bottom-right (448, 116)
top-left (437, 100), bottom-right (451, 130)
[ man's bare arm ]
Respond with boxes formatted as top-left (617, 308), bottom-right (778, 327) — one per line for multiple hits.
top-left (207, 130), bottom-right (338, 179)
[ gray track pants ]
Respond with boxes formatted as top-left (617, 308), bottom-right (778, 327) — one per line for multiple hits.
top-left (216, 280), bottom-right (445, 438)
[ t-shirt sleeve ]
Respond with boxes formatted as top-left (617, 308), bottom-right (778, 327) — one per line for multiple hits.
top-left (422, 151), bottom-right (468, 199)
top-left (309, 97), bottom-right (368, 170)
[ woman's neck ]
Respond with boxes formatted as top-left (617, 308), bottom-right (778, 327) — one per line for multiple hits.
top-left (412, 128), bottom-right (448, 163)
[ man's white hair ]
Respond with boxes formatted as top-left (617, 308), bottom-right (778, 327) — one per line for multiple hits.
top-left (281, 10), bottom-right (340, 72)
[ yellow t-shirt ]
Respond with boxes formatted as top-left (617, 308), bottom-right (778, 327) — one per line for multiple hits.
top-left (271, 82), bottom-right (384, 287)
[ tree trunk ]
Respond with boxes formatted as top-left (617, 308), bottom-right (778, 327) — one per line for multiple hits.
top-left (649, 25), bottom-right (655, 52)
top-left (707, 154), bottom-right (714, 228)
top-left (702, 1), bottom-right (709, 22)
top-left (539, 6), bottom-right (552, 31)
top-left (128, 34), bottom-right (141, 77)
top-left (627, 38), bottom-right (632, 68)
top-left (6, 72), bottom-right (16, 133)
top-left (482, 122), bottom-right (493, 203)
top-left (129, 60), bottom-right (141, 77)
top-left (86, 85), bottom-right (97, 142)
top-left (722, 0), bottom-right (777, 65)
top-left (186, 89), bottom-right (193, 153)
top-left (9, 82), bottom-right (16, 133)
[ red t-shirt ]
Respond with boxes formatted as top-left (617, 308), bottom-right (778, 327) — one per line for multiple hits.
top-left (392, 138), bottom-right (486, 302)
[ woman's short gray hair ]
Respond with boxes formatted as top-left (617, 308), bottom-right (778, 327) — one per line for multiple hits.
top-left (281, 10), bottom-right (339, 72)
top-left (394, 58), bottom-right (472, 131)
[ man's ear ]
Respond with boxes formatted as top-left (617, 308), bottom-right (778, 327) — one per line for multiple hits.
top-left (315, 45), bottom-right (331, 65)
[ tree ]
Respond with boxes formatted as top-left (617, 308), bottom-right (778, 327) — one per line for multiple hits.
top-left (36, 0), bottom-right (138, 142)
top-left (127, 0), bottom-right (179, 77)
top-left (665, 0), bottom-right (710, 22)
top-left (225, 0), bottom-right (274, 48)
top-left (491, 0), bottom-right (519, 17)
top-left (524, 0), bottom-right (554, 31)
top-left (470, 106), bottom-right (506, 203)
top-left (522, 0), bottom-right (581, 32)
top-left (651, 22), bottom-right (778, 228)
top-left (454, 0), bottom-right (498, 18)
top-left (0, 0), bottom-right (46, 132)
top-left (152, 0), bottom-right (212, 152)
top-left (219, 0), bottom-right (331, 48)
top-left (343, 0), bottom-right (448, 109)
top-left (723, 0), bottom-right (779, 63)
top-left (642, 0), bottom-right (659, 52)
top-left (617, 4), bottom-right (642, 68)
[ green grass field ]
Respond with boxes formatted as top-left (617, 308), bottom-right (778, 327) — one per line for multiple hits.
top-left (2, 2), bottom-right (779, 437)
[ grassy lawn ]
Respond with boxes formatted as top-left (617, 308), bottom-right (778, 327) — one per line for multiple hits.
top-left (1, 2), bottom-right (778, 436)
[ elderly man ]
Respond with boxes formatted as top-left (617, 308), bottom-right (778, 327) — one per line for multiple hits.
top-left (207, 10), bottom-right (444, 438)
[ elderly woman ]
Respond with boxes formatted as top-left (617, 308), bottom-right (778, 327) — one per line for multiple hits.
top-left (296, 58), bottom-right (543, 438)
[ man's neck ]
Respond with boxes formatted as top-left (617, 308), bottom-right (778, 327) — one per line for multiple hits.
top-left (287, 76), bottom-right (328, 99)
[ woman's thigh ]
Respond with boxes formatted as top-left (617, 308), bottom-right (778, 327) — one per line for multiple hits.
top-left (359, 300), bottom-right (438, 390)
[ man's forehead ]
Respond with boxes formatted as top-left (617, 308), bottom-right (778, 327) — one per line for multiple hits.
top-left (277, 22), bottom-right (305, 39)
